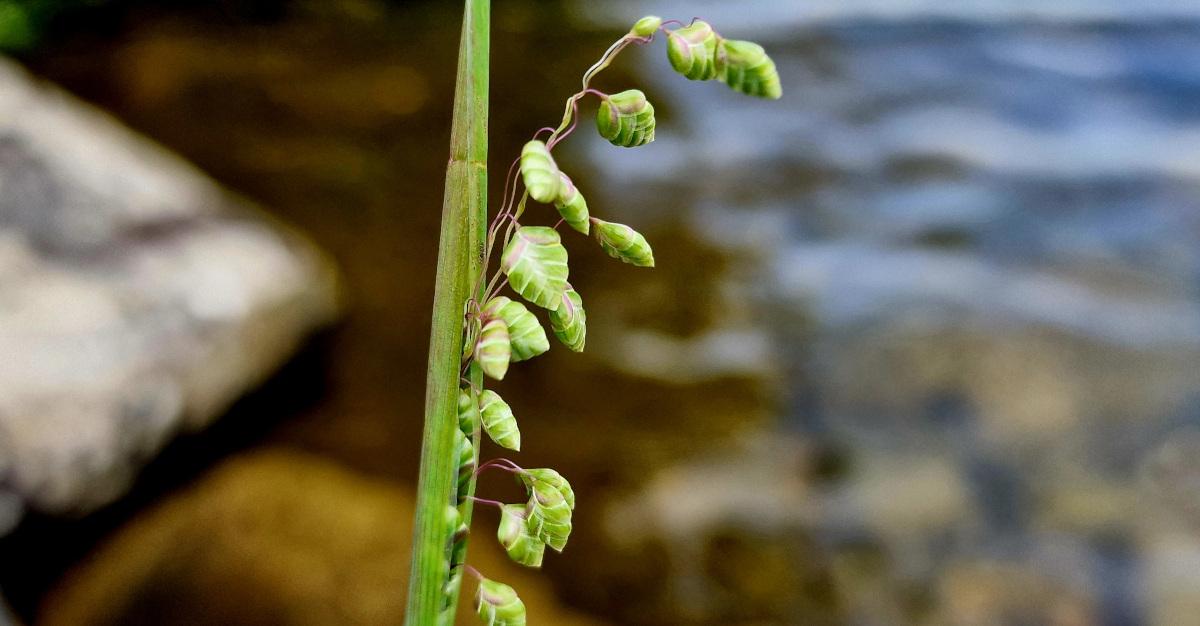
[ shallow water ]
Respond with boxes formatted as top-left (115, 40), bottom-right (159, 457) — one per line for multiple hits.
top-left (576, 4), bottom-right (1200, 624)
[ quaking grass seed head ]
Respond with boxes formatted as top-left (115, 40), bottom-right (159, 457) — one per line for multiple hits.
top-left (666, 20), bottom-right (720, 80)
top-left (446, 504), bottom-right (470, 544)
top-left (592, 219), bottom-right (655, 267)
top-left (548, 287), bottom-right (586, 352)
top-left (553, 172), bottom-right (590, 234)
top-left (475, 317), bottom-right (511, 380)
top-left (475, 578), bottom-right (527, 626)
top-left (458, 387), bottom-right (480, 433)
top-left (483, 296), bottom-right (549, 362)
top-left (497, 504), bottom-right (546, 568)
top-left (716, 39), bottom-right (782, 100)
top-left (596, 89), bottom-right (656, 148)
top-left (522, 472), bottom-right (573, 552)
top-left (521, 468), bottom-right (575, 510)
top-left (443, 17), bottom-right (781, 626)
top-left (478, 390), bottom-right (521, 451)
top-left (525, 496), bottom-right (572, 552)
top-left (455, 427), bottom-right (475, 492)
top-left (630, 15), bottom-right (661, 38)
top-left (519, 140), bottom-right (561, 204)
top-left (500, 226), bottom-right (570, 311)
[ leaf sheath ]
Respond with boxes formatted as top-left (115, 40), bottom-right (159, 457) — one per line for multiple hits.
top-left (405, 0), bottom-right (490, 623)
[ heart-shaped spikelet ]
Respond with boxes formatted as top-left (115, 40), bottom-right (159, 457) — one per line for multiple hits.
top-left (666, 20), bottom-right (720, 80)
top-left (596, 89), bottom-right (656, 147)
top-left (519, 140), bottom-right (561, 203)
top-left (717, 39), bottom-right (782, 100)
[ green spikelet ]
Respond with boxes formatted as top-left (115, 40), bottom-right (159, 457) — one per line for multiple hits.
top-left (553, 173), bottom-right (590, 234)
top-left (458, 387), bottom-right (480, 433)
top-left (478, 390), bottom-right (520, 451)
top-left (446, 504), bottom-right (468, 545)
top-left (666, 20), bottom-right (719, 80)
top-left (716, 39), bottom-right (782, 100)
top-left (482, 296), bottom-right (549, 362)
top-left (441, 572), bottom-right (462, 625)
top-left (475, 578), bottom-right (527, 626)
top-left (548, 287), bottom-right (586, 352)
top-left (501, 226), bottom-right (569, 310)
top-left (497, 504), bottom-right (545, 568)
top-left (523, 471), bottom-right (573, 552)
top-left (444, 504), bottom-right (469, 609)
top-left (455, 427), bottom-right (475, 494)
top-left (462, 316), bottom-right (481, 361)
top-left (475, 317), bottom-right (511, 380)
top-left (519, 140), bottom-right (561, 204)
top-left (525, 496), bottom-right (572, 553)
top-left (596, 89), bottom-right (656, 147)
top-left (592, 219), bottom-right (655, 267)
top-left (630, 15), bottom-right (662, 38)
top-left (522, 468), bottom-right (575, 510)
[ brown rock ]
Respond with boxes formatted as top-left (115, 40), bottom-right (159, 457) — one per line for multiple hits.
top-left (39, 448), bottom-right (603, 626)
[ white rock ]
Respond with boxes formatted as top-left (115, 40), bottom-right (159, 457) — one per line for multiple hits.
top-left (0, 58), bottom-right (339, 520)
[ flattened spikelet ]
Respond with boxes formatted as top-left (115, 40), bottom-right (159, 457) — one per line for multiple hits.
top-left (475, 318), bottom-right (511, 380)
top-left (593, 219), bottom-right (655, 267)
top-left (596, 89), bottom-right (656, 147)
top-left (478, 390), bottom-right (520, 451)
top-left (519, 140), bottom-right (561, 203)
top-left (666, 20), bottom-right (719, 80)
top-left (548, 288), bottom-right (586, 352)
top-left (501, 226), bottom-right (570, 310)
top-left (717, 39), bottom-right (782, 99)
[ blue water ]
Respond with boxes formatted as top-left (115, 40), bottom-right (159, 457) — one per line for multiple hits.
top-left (574, 3), bottom-right (1200, 623)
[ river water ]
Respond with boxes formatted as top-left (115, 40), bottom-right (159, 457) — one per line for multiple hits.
top-left (570, 2), bottom-right (1200, 624)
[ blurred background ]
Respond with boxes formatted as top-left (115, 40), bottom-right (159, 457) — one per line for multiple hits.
top-left (1, 0), bottom-right (1199, 624)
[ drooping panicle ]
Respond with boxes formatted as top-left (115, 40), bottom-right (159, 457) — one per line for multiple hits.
top-left (479, 390), bottom-right (521, 451)
top-left (592, 219), bottom-right (655, 267)
top-left (519, 140), bottom-right (561, 203)
top-left (475, 577), bottom-right (527, 626)
top-left (716, 39), bottom-right (782, 100)
top-left (666, 20), bottom-right (720, 80)
top-left (548, 287), bottom-right (586, 352)
top-left (497, 504), bottom-right (546, 568)
top-left (501, 226), bottom-right (570, 310)
top-left (553, 173), bottom-right (590, 234)
top-left (596, 89), bottom-right (656, 148)
top-left (475, 317), bottom-right (511, 380)
top-left (415, 8), bottom-right (786, 625)
top-left (482, 296), bottom-right (549, 362)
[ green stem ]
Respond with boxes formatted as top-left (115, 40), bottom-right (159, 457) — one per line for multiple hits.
top-left (546, 34), bottom-right (635, 147)
top-left (405, 0), bottom-right (489, 624)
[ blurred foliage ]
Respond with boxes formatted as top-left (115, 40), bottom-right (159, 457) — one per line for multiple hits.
top-left (0, 0), bottom-right (343, 52)
top-left (0, 1), bottom-right (81, 50)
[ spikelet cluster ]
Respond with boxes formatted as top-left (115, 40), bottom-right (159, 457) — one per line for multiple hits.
top-left (452, 15), bottom-right (780, 626)
top-left (664, 19), bottom-right (782, 99)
